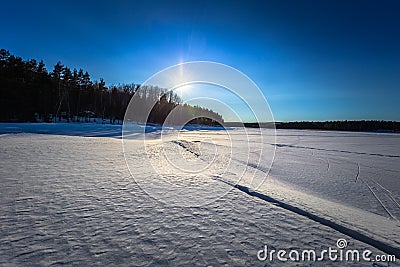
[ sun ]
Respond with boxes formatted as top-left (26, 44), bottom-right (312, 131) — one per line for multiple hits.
top-left (174, 84), bottom-right (193, 100)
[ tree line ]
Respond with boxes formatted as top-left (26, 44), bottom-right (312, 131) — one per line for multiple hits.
top-left (0, 49), bottom-right (223, 125)
top-left (227, 121), bottom-right (399, 131)
top-left (275, 120), bottom-right (400, 132)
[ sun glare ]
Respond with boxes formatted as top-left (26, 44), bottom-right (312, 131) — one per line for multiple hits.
top-left (175, 84), bottom-right (192, 100)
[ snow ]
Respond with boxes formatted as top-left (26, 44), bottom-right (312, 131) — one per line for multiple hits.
top-left (0, 123), bottom-right (399, 266)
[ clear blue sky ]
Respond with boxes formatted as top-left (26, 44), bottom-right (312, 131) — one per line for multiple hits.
top-left (1, 0), bottom-right (399, 121)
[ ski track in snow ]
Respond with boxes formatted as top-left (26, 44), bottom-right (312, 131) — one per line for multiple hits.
top-left (273, 143), bottom-right (400, 158)
top-left (212, 176), bottom-right (400, 258)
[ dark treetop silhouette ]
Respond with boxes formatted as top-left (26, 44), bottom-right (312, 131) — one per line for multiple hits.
top-left (0, 49), bottom-right (222, 126)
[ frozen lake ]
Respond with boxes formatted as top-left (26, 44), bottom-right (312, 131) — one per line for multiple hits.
top-left (0, 123), bottom-right (399, 266)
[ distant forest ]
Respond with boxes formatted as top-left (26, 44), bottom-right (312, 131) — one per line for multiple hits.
top-left (231, 121), bottom-right (400, 132)
top-left (0, 49), bottom-right (222, 125)
top-left (275, 120), bottom-right (400, 132)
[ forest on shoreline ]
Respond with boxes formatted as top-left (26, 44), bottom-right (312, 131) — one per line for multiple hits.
top-left (275, 120), bottom-right (400, 132)
top-left (0, 49), bottom-right (222, 125)
top-left (226, 121), bottom-right (400, 132)
top-left (1, 49), bottom-right (398, 131)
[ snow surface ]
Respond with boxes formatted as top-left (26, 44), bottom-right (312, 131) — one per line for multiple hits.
top-left (0, 123), bottom-right (399, 266)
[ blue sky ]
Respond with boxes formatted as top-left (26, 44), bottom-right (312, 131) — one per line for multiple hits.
top-left (1, 0), bottom-right (399, 121)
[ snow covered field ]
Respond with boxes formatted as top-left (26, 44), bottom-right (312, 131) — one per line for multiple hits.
top-left (0, 123), bottom-right (399, 266)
